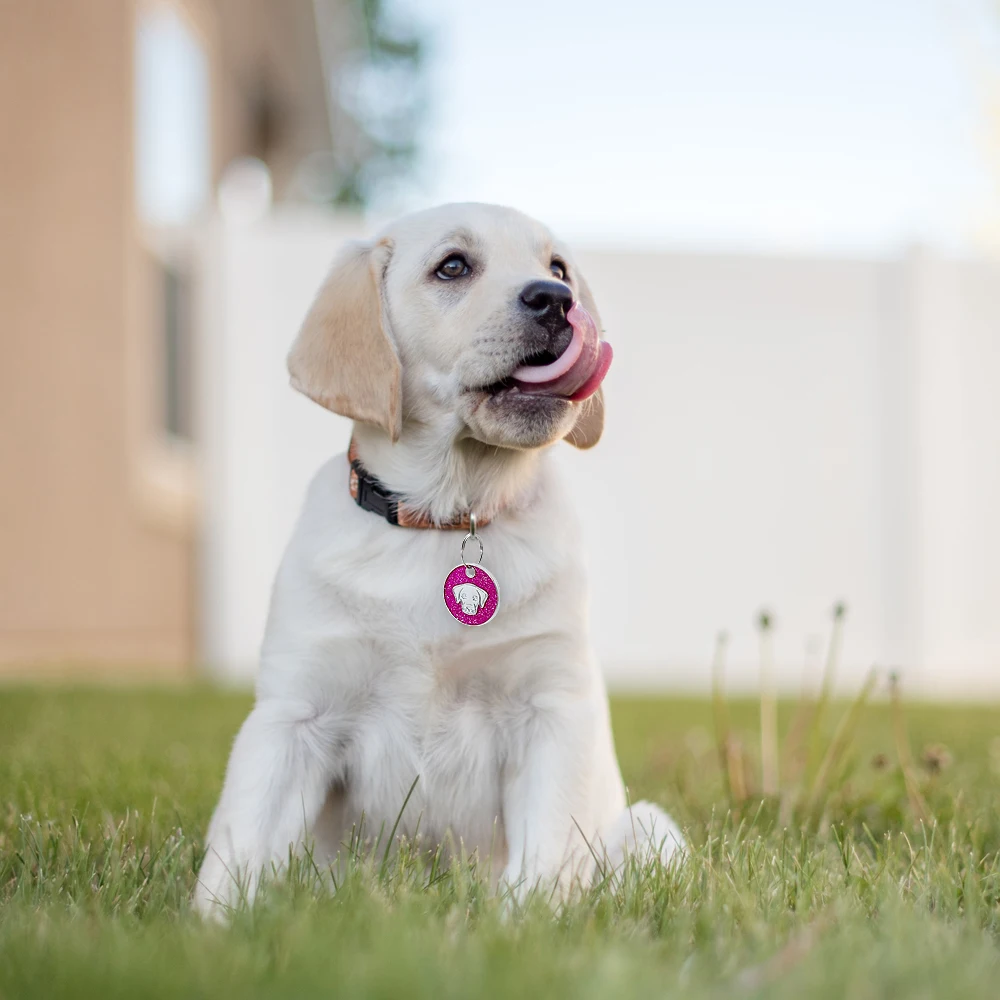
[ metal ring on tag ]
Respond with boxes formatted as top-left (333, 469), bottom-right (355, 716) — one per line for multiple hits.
top-left (461, 533), bottom-right (484, 577)
top-left (444, 509), bottom-right (499, 625)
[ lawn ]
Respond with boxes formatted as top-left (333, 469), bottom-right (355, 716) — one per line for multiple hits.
top-left (1, 684), bottom-right (999, 999)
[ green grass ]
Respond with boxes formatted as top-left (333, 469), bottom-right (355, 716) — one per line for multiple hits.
top-left (2, 685), bottom-right (999, 998)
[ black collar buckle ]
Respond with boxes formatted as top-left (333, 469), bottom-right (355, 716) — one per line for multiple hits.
top-left (351, 456), bottom-right (401, 525)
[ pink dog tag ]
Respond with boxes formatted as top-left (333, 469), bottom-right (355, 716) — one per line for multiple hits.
top-left (443, 515), bottom-right (499, 626)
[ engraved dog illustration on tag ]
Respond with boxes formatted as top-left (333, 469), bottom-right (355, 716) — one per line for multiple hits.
top-left (452, 582), bottom-right (489, 615)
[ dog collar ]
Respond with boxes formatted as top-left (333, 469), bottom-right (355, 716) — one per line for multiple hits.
top-left (348, 439), bottom-right (490, 530)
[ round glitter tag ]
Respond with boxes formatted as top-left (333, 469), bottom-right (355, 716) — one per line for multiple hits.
top-left (443, 564), bottom-right (499, 626)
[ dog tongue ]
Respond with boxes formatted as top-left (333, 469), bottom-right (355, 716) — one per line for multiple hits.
top-left (511, 302), bottom-right (612, 401)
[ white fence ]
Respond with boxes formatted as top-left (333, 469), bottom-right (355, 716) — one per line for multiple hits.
top-left (196, 208), bottom-right (1000, 695)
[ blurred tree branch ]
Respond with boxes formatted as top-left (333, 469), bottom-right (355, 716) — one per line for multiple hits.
top-left (314, 0), bottom-right (427, 209)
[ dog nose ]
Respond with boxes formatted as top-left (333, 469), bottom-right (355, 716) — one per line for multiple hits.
top-left (519, 280), bottom-right (573, 322)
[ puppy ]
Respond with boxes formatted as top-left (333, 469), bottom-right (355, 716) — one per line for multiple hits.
top-left (195, 203), bottom-right (683, 915)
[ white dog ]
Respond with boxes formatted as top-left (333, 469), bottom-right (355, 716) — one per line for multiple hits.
top-left (195, 203), bottom-right (683, 915)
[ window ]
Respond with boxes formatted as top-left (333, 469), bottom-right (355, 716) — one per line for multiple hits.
top-left (161, 260), bottom-right (194, 441)
top-left (134, 4), bottom-right (210, 226)
top-left (130, 4), bottom-right (206, 530)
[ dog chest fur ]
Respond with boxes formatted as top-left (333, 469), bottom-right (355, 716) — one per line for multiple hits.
top-left (254, 453), bottom-right (596, 865)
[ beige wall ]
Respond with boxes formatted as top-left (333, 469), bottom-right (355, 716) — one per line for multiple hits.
top-left (0, 0), bottom-right (334, 674)
top-left (0, 0), bottom-right (195, 672)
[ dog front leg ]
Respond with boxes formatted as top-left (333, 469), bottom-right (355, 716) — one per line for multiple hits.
top-left (194, 698), bottom-right (341, 917)
top-left (500, 700), bottom-right (594, 905)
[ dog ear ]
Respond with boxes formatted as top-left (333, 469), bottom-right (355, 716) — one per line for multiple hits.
top-left (564, 270), bottom-right (606, 449)
top-left (288, 239), bottom-right (402, 441)
top-left (452, 585), bottom-right (462, 601)
top-left (476, 586), bottom-right (489, 605)
top-left (564, 389), bottom-right (605, 450)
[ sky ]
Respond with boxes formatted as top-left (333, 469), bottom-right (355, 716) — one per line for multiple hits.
top-left (389, 0), bottom-right (1000, 256)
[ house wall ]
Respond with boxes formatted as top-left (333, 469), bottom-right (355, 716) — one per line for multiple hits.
top-left (0, 0), bottom-right (339, 675)
top-left (0, 0), bottom-right (194, 671)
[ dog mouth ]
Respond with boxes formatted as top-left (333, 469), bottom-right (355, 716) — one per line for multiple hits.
top-left (476, 302), bottom-right (613, 402)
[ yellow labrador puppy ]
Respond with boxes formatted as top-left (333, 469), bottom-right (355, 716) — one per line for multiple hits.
top-left (195, 203), bottom-right (683, 915)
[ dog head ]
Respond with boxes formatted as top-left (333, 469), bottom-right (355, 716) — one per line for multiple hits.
top-left (452, 582), bottom-right (490, 615)
top-left (288, 203), bottom-right (606, 451)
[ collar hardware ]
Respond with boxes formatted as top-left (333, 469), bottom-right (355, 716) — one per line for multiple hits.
top-left (348, 438), bottom-right (490, 530)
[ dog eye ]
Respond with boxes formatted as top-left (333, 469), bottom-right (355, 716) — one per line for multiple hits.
top-left (550, 259), bottom-right (567, 281)
top-left (436, 254), bottom-right (470, 280)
